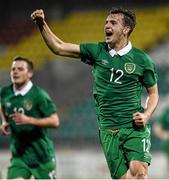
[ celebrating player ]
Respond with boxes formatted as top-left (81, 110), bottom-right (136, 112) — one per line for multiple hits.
top-left (31, 7), bottom-right (159, 179)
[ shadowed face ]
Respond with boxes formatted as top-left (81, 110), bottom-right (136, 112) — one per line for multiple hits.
top-left (104, 13), bottom-right (129, 48)
top-left (10, 60), bottom-right (33, 89)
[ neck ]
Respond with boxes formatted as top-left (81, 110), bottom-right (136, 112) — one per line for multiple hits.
top-left (109, 39), bottom-right (128, 51)
top-left (14, 81), bottom-right (30, 91)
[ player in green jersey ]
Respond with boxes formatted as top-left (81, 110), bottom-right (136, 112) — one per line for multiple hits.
top-left (31, 7), bottom-right (159, 179)
top-left (0, 56), bottom-right (60, 179)
top-left (154, 107), bottom-right (169, 146)
top-left (154, 107), bottom-right (169, 177)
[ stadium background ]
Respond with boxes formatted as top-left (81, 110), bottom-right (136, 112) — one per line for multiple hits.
top-left (0, 0), bottom-right (169, 178)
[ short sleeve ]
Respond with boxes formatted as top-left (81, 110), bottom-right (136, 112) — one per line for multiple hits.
top-left (142, 55), bottom-right (158, 88)
top-left (38, 90), bottom-right (57, 117)
top-left (80, 42), bottom-right (101, 65)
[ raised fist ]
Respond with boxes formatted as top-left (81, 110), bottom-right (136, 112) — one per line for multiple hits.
top-left (31, 9), bottom-right (45, 23)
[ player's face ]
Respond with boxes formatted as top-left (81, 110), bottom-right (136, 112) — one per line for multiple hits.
top-left (10, 61), bottom-right (33, 89)
top-left (104, 13), bottom-right (127, 48)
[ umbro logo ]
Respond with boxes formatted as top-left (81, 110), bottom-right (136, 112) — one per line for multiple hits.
top-left (101, 59), bottom-right (109, 65)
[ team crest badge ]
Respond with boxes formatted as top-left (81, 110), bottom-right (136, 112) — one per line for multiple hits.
top-left (124, 63), bottom-right (136, 74)
top-left (23, 100), bottom-right (33, 111)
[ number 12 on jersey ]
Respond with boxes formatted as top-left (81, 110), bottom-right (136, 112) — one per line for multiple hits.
top-left (110, 68), bottom-right (124, 84)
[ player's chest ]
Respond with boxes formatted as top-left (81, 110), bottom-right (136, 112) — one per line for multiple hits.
top-left (3, 95), bottom-right (34, 115)
top-left (96, 53), bottom-right (141, 72)
top-left (93, 53), bottom-right (144, 84)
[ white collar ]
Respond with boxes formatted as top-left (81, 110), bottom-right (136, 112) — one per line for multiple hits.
top-left (13, 81), bottom-right (33, 96)
top-left (109, 41), bottom-right (132, 57)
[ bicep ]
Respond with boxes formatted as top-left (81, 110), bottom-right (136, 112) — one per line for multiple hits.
top-left (146, 84), bottom-right (158, 96)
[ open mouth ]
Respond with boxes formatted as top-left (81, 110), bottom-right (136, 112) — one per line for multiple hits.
top-left (105, 31), bottom-right (113, 37)
top-left (13, 76), bottom-right (19, 80)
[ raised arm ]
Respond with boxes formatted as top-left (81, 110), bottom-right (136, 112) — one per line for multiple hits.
top-left (31, 9), bottom-right (81, 58)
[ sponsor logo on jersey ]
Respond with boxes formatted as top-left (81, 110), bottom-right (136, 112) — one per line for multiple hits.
top-left (124, 63), bottom-right (136, 74)
top-left (101, 59), bottom-right (109, 65)
top-left (23, 100), bottom-right (32, 111)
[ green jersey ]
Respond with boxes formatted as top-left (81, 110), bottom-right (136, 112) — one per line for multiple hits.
top-left (158, 108), bottom-right (169, 131)
top-left (80, 42), bottom-right (157, 130)
top-left (157, 108), bottom-right (169, 157)
top-left (0, 84), bottom-right (57, 167)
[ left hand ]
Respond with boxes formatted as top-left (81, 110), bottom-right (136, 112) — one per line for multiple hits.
top-left (133, 112), bottom-right (150, 128)
top-left (12, 112), bottom-right (32, 125)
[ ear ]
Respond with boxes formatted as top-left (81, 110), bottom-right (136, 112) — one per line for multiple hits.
top-left (28, 71), bottom-right (33, 79)
top-left (123, 26), bottom-right (130, 35)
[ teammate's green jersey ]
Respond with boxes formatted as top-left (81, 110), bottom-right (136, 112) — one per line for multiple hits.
top-left (158, 108), bottom-right (169, 131)
top-left (0, 84), bottom-right (57, 167)
top-left (80, 42), bottom-right (157, 130)
top-left (157, 108), bottom-right (169, 157)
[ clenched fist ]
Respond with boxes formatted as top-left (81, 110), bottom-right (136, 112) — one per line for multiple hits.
top-left (31, 9), bottom-right (45, 23)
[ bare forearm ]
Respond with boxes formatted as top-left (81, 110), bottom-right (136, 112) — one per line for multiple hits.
top-left (0, 108), bottom-right (10, 135)
top-left (30, 115), bottom-right (59, 128)
top-left (37, 20), bottom-right (80, 58)
top-left (144, 93), bottom-right (159, 119)
top-left (0, 107), bottom-right (8, 124)
top-left (31, 9), bottom-right (80, 58)
top-left (37, 20), bottom-right (62, 54)
top-left (13, 112), bottom-right (60, 128)
top-left (30, 117), bottom-right (59, 128)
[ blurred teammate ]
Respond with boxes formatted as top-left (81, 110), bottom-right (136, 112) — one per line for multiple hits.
top-left (154, 107), bottom-right (169, 177)
top-left (31, 7), bottom-right (159, 179)
top-left (0, 56), bottom-right (60, 179)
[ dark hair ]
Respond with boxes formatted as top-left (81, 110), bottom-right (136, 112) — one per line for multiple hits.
top-left (13, 56), bottom-right (34, 72)
top-left (109, 7), bottom-right (136, 36)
